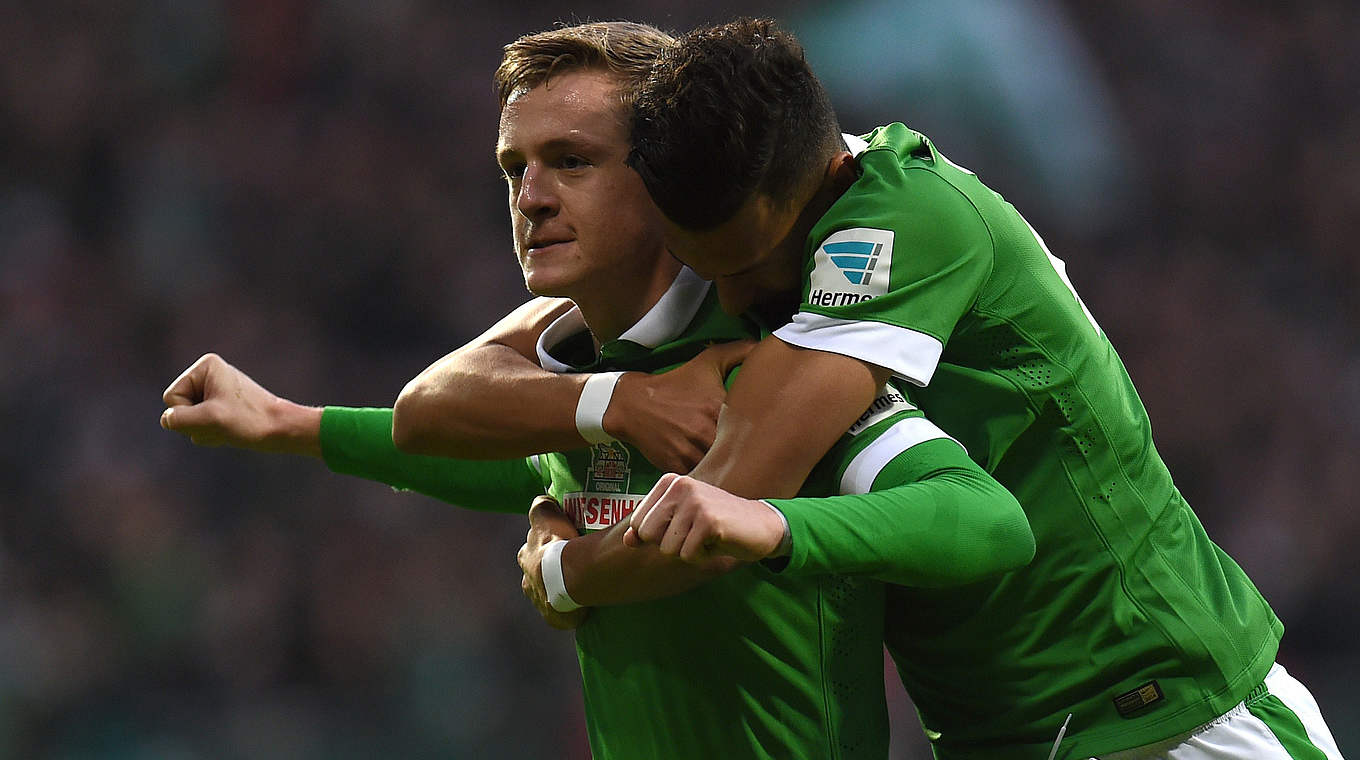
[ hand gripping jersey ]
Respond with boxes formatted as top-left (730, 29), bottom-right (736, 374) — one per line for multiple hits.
top-left (319, 268), bottom-right (1032, 759)
top-left (772, 124), bottom-right (1282, 759)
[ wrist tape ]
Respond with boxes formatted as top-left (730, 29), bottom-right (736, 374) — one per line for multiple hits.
top-left (575, 372), bottom-right (624, 445)
top-left (541, 539), bottom-right (582, 612)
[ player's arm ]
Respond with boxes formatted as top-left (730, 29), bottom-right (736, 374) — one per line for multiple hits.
top-left (767, 437), bottom-right (1034, 586)
top-left (161, 352), bottom-right (324, 457)
top-left (689, 335), bottom-right (889, 497)
top-left (524, 339), bottom-right (886, 611)
top-left (626, 422), bottom-right (1034, 586)
top-left (160, 353), bottom-right (546, 512)
top-left (321, 406), bottom-right (547, 513)
top-left (392, 296), bottom-right (750, 474)
top-left (519, 505), bottom-right (738, 610)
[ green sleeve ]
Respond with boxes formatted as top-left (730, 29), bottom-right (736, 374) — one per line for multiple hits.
top-left (320, 407), bottom-right (546, 514)
top-left (768, 438), bottom-right (1034, 587)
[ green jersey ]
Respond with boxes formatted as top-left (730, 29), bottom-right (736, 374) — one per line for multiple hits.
top-left (772, 123), bottom-right (1282, 758)
top-left (320, 268), bottom-right (1033, 759)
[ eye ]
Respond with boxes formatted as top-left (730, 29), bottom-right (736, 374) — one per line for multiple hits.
top-left (501, 162), bottom-right (525, 181)
top-left (560, 154), bottom-right (590, 170)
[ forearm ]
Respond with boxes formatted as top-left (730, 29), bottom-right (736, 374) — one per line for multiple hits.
top-left (262, 398), bottom-right (324, 458)
top-left (557, 339), bottom-right (888, 604)
top-left (689, 336), bottom-right (888, 497)
top-left (391, 296), bottom-right (601, 459)
top-left (558, 522), bottom-right (736, 606)
top-left (769, 440), bottom-right (1035, 586)
top-left (393, 343), bottom-right (596, 458)
top-left (322, 406), bottom-right (544, 512)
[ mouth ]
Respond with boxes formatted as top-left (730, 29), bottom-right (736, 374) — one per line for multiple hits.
top-left (525, 234), bottom-right (574, 254)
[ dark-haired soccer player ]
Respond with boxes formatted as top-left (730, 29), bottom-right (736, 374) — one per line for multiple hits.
top-left (162, 21), bottom-right (1034, 759)
top-left (612, 17), bottom-right (1341, 760)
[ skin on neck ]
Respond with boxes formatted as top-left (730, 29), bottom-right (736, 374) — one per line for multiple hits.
top-left (574, 254), bottom-right (683, 346)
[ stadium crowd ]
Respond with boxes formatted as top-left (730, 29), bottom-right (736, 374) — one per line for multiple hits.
top-left (2, 1), bottom-right (1355, 757)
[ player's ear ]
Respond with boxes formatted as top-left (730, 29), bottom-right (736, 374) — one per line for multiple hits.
top-left (825, 151), bottom-right (858, 189)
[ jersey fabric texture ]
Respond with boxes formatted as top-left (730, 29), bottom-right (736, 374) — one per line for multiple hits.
top-left (319, 267), bottom-right (1030, 759)
top-left (772, 123), bottom-right (1283, 759)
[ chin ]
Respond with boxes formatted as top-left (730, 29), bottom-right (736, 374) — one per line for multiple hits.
top-left (522, 273), bottom-right (577, 299)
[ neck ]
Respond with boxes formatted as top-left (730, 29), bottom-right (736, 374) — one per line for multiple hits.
top-left (574, 257), bottom-right (683, 345)
top-left (769, 155), bottom-right (857, 288)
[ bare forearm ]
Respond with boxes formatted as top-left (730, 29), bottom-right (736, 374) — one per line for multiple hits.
top-left (393, 342), bottom-right (592, 458)
top-left (391, 297), bottom-right (591, 458)
top-left (266, 399), bottom-right (324, 458)
top-left (690, 336), bottom-right (888, 498)
top-left (560, 522), bottom-right (736, 606)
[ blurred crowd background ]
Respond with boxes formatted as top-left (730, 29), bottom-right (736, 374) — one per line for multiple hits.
top-left (2, 0), bottom-right (1355, 757)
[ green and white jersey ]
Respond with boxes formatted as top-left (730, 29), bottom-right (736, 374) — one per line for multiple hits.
top-left (322, 267), bottom-right (1032, 759)
top-left (530, 267), bottom-right (895, 760)
top-left (773, 123), bottom-right (1282, 758)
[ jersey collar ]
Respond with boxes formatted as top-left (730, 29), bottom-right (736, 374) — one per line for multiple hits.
top-left (536, 267), bottom-right (712, 372)
top-left (843, 132), bottom-right (870, 157)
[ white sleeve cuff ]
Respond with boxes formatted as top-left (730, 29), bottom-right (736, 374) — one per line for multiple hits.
top-left (541, 539), bottom-right (582, 612)
top-left (759, 500), bottom-right (792, 558)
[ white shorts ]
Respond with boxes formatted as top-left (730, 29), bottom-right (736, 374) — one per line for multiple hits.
top-left (1093, 663), bottom-right (1344, 760)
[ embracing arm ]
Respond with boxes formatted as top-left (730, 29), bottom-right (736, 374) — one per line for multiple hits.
top-left (392, 297), bottom-right (584, 459)
top-left (767, 437), bottom-right (1034, 586)
top-left (619, 428), bottom-right (1033, 587)
top-left (538, 337), bottom-right (894, 607)
top-left (689, 336), bottom-right (889, 497)
top-left (392, 296), bottom-right (747, 474)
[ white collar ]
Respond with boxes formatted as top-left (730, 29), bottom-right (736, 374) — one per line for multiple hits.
top-left (536, 266), bottom-right (711, 372)
top-left (843, 132), bottom-right (870, 157)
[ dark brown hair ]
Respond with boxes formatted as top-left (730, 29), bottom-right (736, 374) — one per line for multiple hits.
top-left (627, 18), bottom-right (843, 229)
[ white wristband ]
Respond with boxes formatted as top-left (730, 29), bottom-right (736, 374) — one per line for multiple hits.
top-left (575, 371), bottom-right (624, 445)
top-left (541, 539), bottom-right (582, 612)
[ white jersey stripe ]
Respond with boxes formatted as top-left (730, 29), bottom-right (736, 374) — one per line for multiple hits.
top-left (1260, 664), bottom-right (1344, 759)
top-left (774, 312), bottom-right (943, 388)
top-left (839, 417), bottom-right (959, 495)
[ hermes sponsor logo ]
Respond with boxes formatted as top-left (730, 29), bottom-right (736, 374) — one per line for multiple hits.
top-left (808, 227), bottom-right (894, 308)
top-left (848, 387), bottom-right (917, 436)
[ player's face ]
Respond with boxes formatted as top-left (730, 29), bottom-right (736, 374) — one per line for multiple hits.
top-left (497, 71), bottom-right (666, 301)
top-left (662, 194), bottom-right (805, 315)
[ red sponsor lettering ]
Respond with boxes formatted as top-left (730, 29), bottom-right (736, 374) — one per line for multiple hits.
top-left (563, 492), bottom-right (644, 530)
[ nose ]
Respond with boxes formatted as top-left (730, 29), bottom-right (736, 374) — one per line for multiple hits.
top-left (515, 165), bottom-right (558, 220)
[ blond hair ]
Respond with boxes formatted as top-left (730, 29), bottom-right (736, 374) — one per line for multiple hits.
top-left (494, 21), bottom-right (674, 108)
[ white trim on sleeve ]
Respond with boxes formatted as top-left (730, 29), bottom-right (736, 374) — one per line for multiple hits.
top-left (773, 312), bottom-right (944, 388)
top-left (839, 417), bottom-right (960, 495)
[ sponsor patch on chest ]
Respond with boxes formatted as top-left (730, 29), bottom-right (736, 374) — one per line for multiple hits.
top-left (565, 441), bottom-right (646, 530)
top-left (808, 227), bottom-right (895, 308)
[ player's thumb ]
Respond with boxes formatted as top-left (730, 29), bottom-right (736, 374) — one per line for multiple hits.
top-left (527, 494), bottom-right (568, 526)
top-left (160, 402), bottom-right (211, 432)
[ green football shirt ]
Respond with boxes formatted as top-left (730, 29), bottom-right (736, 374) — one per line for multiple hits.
top-left (771, 123), bottom-right (1282, 758)
top-left (320, 267), bottom-right (1031, 759)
